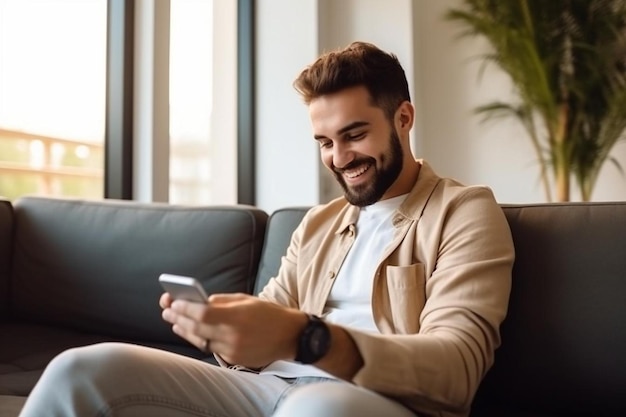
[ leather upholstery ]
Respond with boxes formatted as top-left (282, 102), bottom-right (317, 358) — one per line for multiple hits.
top-left (472, 203), bottom-right (626, 417)
top-left (0, 200), bottom-right (13, 318)
top-left (255, 204), bottom-right (626, 417)
top-left (254, 207), bottom-right (310, 295)
top-left (1, 198), bottom-right (624, 416)
top-left (0, 196), bottom-right (267, 403)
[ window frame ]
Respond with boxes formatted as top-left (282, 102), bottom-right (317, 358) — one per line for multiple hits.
top-left (105, 0), bottom-right (255, 204)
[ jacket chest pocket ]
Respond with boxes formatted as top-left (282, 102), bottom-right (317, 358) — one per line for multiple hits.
top-left (386, 263), bottom-right (426, 334)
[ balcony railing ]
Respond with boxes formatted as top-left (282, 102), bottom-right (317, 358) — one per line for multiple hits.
top-left (0, 128), bottom-right (219, 204)
top-left (0, 128), bottom-right (104, 200)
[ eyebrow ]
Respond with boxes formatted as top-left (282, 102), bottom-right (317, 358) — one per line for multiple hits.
top-left (314, 121), bottom-right (370, 140)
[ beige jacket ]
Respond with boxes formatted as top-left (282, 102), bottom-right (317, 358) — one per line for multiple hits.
top-left (259, 160), bottom-right (514, 417)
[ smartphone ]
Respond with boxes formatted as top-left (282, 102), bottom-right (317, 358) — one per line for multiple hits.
top-left (158, 273), bottom-right (209, 304)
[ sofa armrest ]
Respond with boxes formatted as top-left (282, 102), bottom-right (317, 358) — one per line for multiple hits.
top-left (254, 207), bottom-right (310, 295)
top-left (0, 198), bottom-right (13, 317)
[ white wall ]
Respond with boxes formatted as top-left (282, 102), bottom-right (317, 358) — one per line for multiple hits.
top-left (255, 0), bottom-right (321, 212)
top-left (255, 0), bottom-right (626, 212)
top-left (255, 0), bottom-right (416, 212)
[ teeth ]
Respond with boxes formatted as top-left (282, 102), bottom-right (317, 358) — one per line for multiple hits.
top-left (345, 164), bottom-right (371, 179)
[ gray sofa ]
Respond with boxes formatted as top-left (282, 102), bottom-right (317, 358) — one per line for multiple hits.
top-left (1, 196), bottom-right (625, 416)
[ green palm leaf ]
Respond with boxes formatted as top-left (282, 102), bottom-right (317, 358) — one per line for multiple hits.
top-left (446, 0), bottom-right (626, 201)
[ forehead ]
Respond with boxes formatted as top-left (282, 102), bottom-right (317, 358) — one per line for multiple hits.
top-left (308, 86), bottom-right (385, 133)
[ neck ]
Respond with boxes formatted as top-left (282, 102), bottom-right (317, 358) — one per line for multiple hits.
top-left (381, 159), bottom-right (421, 201)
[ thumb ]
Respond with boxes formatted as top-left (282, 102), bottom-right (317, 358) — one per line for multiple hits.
top-left (208, 292), bottom-right (251, 305)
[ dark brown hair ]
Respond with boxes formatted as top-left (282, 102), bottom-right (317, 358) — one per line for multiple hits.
top-left (293, 42), bottom-right (411, 120)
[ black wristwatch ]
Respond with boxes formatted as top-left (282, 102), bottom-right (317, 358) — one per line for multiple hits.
top-left (295, 314), bottom-right (331, 364)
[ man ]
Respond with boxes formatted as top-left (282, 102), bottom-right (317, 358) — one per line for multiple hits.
top-left (19, 42), bottom-right (514, 417)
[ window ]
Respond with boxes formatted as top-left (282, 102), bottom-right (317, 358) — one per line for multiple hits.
top-left (169, 0), bottom-right (237, 205)
top-left (0, 0), bottom-right (252, 204)
top-left (0, 0), bottom-right (107, 200)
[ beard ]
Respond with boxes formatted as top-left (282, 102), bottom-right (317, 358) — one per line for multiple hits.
top-left (333, 129), bottom-right (404, 207)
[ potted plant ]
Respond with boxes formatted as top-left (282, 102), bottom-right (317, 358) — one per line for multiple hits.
top-left (446, 0), bottom-right (626, 201)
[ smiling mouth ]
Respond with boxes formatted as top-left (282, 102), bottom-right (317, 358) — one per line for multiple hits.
top-left (342, 162), bottom-right (372, 179)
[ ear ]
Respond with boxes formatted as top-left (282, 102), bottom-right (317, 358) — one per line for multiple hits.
top-left (395, 101), bottom-right (414, 132)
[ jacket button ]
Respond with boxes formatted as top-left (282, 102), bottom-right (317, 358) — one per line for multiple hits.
top-left (328, 271), bottom-right (336, 279)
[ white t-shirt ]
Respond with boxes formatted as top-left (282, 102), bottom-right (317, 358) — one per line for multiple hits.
top-left (260, 194), bottom-right (407, 379)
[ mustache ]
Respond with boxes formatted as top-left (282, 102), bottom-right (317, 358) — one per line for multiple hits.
top-left (333, 157), bottom-right (376, 174)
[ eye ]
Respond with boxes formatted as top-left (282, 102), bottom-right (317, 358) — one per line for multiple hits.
top-left (318, 140), bottom-right (333, 149)
top-left (346, 131), bottom-right (366, 141)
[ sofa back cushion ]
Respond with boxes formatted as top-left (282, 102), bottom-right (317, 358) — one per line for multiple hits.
top-left (472, 203), bottom-right (626, 416)
top-left (10, 196), bottom-right (267, 344)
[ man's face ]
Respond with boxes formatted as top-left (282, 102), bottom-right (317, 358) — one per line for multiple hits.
top-left (309, 86), bottom-right (404, 207)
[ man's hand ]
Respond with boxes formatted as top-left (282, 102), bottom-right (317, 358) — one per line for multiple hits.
top-left (160, 292), bottom-right (307, 368)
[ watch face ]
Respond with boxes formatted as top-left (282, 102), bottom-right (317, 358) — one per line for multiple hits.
top-left (310, 324), bottom-right (330, 355)
top-left (296, 315), bottom-right (331, 364)
top-left (310, 327), bottom-right (325, 355)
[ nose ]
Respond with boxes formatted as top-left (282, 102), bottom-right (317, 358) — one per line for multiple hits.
top-left (332, 142), bottom-right (355, 170)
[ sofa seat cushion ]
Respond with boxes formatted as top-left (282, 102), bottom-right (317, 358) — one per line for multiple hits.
top-left (0, 322), bottom-right (213, 396)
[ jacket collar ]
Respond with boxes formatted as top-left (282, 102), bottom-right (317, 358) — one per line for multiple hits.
top-left (396, 159), bottom-right (441, 222)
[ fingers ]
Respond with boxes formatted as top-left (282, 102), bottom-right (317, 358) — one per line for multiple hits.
top-left (172, 320), bottom-right (210, 352)
top-left (162, 303), bottom-right (212, 352)
top-left (170, 299), bottom-right (208, 319)
top-left (159, 292), bottom-right (173, 309)
top-left (161, 293), bottom-right (256, 356)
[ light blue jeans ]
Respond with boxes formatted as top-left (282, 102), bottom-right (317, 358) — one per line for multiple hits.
top-left (18, 342), bottom-right (417, 417)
